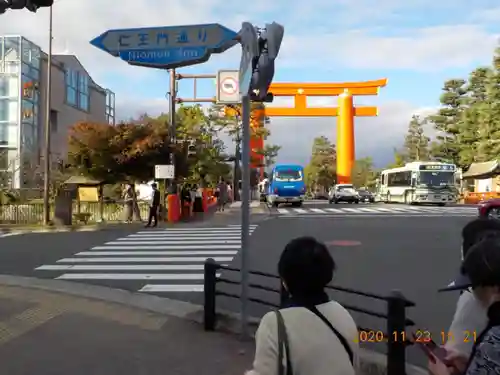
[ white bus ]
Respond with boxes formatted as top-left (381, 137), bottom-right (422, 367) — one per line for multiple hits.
top-left (376, 161), bottom-right (458, 205)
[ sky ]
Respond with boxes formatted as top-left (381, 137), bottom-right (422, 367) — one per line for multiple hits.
top-left (1, 0), bottom-right (500, 167)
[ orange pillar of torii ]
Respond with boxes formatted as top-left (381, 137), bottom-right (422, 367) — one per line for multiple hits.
top-left (265, 79), bottom-right (387, 184)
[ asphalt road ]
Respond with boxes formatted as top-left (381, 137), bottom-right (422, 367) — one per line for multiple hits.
top-left (0, 205), bottom-right (477, 367)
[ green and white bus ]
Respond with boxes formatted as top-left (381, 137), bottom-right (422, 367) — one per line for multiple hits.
top-left (375, 161), bottom-right (458, 205)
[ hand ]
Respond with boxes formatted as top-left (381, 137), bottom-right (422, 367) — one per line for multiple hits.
top-left (428, 353), bottom-right (452, 375)
top-left (445, 350), bottom-right (468, 374)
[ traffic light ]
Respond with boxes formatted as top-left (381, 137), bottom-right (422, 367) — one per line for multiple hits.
top-left (0, 0), bottom-right (53, 13)
top-left (249, 22), bottom-right (284, 102)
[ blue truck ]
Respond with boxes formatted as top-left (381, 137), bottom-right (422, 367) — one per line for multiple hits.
top-left (267, 164), bottom-right (306, 207)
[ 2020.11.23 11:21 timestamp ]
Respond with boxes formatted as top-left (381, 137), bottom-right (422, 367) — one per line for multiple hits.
top-left (354, 330), bottom-right (477, 344)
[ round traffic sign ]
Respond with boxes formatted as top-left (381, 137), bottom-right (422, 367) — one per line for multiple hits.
top-left (221, 77), bottom-right (238, 95)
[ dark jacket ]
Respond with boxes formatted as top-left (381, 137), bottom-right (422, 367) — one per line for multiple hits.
top-left (464, 301), bottom-right (500, 374)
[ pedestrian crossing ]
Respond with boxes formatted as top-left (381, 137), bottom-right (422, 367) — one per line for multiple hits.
top-left (276, 205), bottom-right (478, 216)
top-left (34, 224), bottom-right (258, 293)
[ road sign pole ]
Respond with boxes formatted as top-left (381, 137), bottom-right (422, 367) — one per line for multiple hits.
top-left (240, 94), bottom-right (251, 337)
top-left (169, 68), bottom-right (177, 194)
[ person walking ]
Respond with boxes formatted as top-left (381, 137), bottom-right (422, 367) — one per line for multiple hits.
top-left (246, 237), bottom-right (359, 375)
top-left (145, 183), bottom-right (160, 227)
top-left (429, 236), bottom-right (500, 375)
top-left (122, 183), bottom-right (134, 223)
top-left (216, 178), bottom-right (228, 212)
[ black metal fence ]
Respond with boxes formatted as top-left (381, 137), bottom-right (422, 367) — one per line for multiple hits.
top-left (203, 258), bottom-right (416, 375)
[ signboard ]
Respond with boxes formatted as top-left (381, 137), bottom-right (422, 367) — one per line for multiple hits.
top-left (155, 164), bottom-right (175, 179)
top-left (419, 164), bottom-right (455, 171)
top-left (90, 23), bottom-right (238, 69)
top-left (216, 70), bottom-right (240, 104)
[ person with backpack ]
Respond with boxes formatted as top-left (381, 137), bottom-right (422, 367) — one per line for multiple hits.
top-left (246, 237), bottom-right (359, 375)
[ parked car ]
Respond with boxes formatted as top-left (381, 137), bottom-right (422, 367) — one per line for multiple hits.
top-left (478, 198), bottom-right (500, 219)
top-left (329, 184), bottom-right (360, 204)
top-left (357, 189), bottom-right (375, 203)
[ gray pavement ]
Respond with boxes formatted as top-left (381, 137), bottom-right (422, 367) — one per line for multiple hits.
top-left (0, 282), bottom-right (254, 375)
top-left (0, 208), bottom-right (475, 368)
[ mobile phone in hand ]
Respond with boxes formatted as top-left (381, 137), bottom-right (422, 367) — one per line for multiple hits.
top-left (412, 334), bottom-right (447, 363)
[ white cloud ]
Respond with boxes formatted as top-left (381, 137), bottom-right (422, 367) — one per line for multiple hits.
top-left (279, 25), bottom-right (499, 71)
top-left (2, 0), bottom-right (496, 168)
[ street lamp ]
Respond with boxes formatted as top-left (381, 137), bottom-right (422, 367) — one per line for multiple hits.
top-left (42, 4), bottom-right (53, 225)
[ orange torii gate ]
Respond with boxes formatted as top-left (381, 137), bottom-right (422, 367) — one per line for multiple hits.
top-left (264, 79), bottom-right (387, 184)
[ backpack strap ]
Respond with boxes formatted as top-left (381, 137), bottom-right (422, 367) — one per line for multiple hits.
top-left (275, 311), bottom-right (293, 375)
top-left (306, 306), bottom-right (354, 365)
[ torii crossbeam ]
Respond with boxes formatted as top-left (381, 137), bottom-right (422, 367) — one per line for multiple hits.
top-left (266, 79), bottom-right (387, 184)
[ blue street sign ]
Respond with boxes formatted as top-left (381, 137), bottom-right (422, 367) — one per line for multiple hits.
top-left (90, 23), bottom-right (238, 69)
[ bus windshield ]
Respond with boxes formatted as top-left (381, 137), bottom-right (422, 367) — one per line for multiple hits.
top-left (274, 169), bottom-right (303, 182)
top-left (417, 171), bottom-right (454, 188)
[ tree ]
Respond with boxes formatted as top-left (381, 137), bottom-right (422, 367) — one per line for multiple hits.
top-left (402, 115), bottom-right (430, 161)
top-left (351, 157), bottom-right (376, 188)
top-left (68, 120), bottom-right (172, 183)
top-left (456, 67), bottom-right (490, 166)
top-left (304, 136), bottom-right (336, 191)
top-left (427, 79), bottom-right (468, 164)
top-left (386, 148), bottom-right (406, 168)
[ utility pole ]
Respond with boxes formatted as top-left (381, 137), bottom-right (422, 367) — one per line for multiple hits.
top-left (168, 68), bottom-right (177, 194)
top-left (233, 119), bottom-right (241, 201)
top-left (42, 4), bottom-right (53, 225)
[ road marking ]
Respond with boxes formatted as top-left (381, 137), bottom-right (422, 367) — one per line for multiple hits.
top-left (76, 250), bottom-right (238, 256)
top-left (139, 284), bottom-right (204, 292)
top-left (91, 244), bottom-right (241, 250)
top-left (277, 208), bottom-right (291, 214)
top-left (37, 264), bottom-right (212, 271)
top-left (105, 240), bottom-right (241, 245)
top-left (342, 208), bottom-right (358, 212)
top-left (122, 233), bottom-right (245, 239)
top-left (325, 208), bottom-right (344, 212)
top-left (56, 273), bottom-right (219, 280)
top-left (310, 208), bottom-right (326, 213)
top-left (127, 230), bottom-right (254, 237)
top-left (294, 208), bottom-right (307, 213)
top-left (280, 213), bottom-right (473, 218)
top-left (54, 257), bottom-right (233, 263)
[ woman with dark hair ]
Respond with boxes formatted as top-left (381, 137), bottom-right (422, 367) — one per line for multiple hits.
top-left (441, 219), bottom-right (500, 357)
top-left (246, 237), bottom-right (359, 375)
top-left (430, 236), bottom-right (500, 375)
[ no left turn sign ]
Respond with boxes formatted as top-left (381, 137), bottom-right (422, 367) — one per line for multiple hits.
top-left (221, 77), bottom-right (238, 95)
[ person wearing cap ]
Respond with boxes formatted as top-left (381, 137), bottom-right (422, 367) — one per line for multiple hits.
top-left (441, 219), bottom-right (500, 357)
top-left (429, 236), bottom-right (500, 375)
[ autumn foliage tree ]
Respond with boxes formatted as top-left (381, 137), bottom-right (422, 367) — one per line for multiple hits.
top-left (68, 119), bottom-right (173, 183)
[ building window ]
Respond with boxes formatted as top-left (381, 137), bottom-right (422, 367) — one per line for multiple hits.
top-left (65, 68), bottom-right (78, 106)
top-left (65, 68), bottom-right (89, 111)
top-left (0, 99), bottom-right (18, 122)
top-left (78, 73), bottom-right (89, 111)
top-left (0, 122), bottom-right (18, 146)
top-left (50, 110), bottom-right (57, 132)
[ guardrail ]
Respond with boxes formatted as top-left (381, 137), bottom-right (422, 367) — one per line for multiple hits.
top-left (203, 258), bottom-right (416, 375)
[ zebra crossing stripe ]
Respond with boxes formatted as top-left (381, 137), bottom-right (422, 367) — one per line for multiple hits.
top-left (34, 224), bottom-right (256, 293)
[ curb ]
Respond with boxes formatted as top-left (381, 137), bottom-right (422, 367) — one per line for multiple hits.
top-left (0, 275), bottom-right (426, 375)
top-left (0, 224), bottom-right (139, 234)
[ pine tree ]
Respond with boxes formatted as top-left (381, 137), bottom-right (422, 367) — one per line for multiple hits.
top-left (403, 115), bottom-right (430, 161)
top-left (475, 47), bottom-right (500, 161)
top-left (457, 67), bottom-right (490, 166)
top-left (427, 79), bottom-right (468, 164)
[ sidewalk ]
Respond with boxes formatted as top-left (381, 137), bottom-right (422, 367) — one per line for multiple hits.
top-left (0, 275), bottom-right (427, 375)
top-left (0, 280), bottom-right (254, 375)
